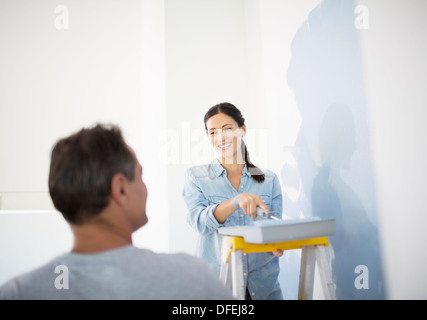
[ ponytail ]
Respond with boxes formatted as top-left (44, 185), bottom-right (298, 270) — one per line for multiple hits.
top-left (242, 140), bottom-right (265, 183)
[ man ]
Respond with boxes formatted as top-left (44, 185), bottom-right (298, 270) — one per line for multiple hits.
top-left (0, 123), bottom-right (234, 300)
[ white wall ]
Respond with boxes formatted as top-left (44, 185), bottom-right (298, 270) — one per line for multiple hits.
top-left (358, 0), bottom-right (427, 299)
top-left (0, 210), bottom-right (73, 286)
top-left (0, 0), bottom-right (143, 195)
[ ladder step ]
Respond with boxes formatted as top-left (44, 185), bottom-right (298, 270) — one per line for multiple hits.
top-left (219, 235), bottom-right (336, 300)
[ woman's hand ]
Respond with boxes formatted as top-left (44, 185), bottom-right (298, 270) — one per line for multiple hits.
top-left (235, 193), bottom-right (269, 218)
top-left (272, 250), bottom-right (283, 257)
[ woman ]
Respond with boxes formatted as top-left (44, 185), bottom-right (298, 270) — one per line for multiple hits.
top-left (182, 102), bottom-right (283, 300)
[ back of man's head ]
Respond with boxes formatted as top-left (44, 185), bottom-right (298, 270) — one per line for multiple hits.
top-left (48, 123), bottom-right (135, 225)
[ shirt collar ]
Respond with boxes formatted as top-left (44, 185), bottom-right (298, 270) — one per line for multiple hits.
top-left (209, 158), bottom-right (251, 178)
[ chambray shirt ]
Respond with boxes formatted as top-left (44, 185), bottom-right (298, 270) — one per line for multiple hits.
top-left (182, 158), bottom-right (283, 300)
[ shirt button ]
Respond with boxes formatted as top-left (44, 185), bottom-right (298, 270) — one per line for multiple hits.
top-left (243, 253), bottom-right (247, 256)
top-left (240, 214), bottom-right (244, 218)
top-left (240, 185), bottom-right (244, 189)
top-left (251, 292), bottom-right (255, 297)
top-left (243, 272), bottom-right (247, 276)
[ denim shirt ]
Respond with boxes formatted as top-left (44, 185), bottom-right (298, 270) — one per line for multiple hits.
top-left (182, 158), bottom-right (283, 300)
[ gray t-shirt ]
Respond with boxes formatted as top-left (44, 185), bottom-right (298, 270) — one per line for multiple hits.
top-left (0, 245), bottom-right (234, 300)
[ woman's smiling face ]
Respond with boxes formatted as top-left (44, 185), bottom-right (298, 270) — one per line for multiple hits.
top-left (205, 112), bottom-right (246, 163)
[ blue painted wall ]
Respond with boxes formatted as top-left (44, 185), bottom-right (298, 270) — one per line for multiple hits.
top-left (279, 0), bottom-right (385, 299)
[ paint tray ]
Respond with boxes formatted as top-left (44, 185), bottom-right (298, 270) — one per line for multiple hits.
top-left (218, 218), bottom-right (336, 244)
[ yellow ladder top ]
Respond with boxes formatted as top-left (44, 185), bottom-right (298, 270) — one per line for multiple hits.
top-left (221, 236), bottom-right (329, 263)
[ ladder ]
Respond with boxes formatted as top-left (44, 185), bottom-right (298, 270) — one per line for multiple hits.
top-left (219, 235), bottom-right (336, 300)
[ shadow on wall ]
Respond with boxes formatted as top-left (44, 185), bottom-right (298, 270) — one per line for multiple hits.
top-left (280, 0), bottom-right (385, 299)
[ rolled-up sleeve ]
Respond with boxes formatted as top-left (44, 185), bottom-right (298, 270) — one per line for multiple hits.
top-left (182, 168), bottom-right (222, 235)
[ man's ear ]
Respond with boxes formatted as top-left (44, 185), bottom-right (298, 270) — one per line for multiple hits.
top-left (110, 173), bottom-right (127, 205)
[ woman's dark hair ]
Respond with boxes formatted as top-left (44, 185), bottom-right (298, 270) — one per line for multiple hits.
top-left (48, 123), bottom-right (136, 225)
top-left (204, 102), bottom-right (265, 183)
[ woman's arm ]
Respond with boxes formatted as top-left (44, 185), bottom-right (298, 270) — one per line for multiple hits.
top-left (182, 169), bottom-right (222, 235)
top-left (211, 197), bottom-right (238, 224)
top-left (212, 193), bottom-right (269, 223)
